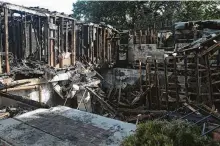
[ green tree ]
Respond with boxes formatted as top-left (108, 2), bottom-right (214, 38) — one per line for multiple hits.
top-left (174, 1), bottom-right (220, 22)
top-left (72, 1), bottom-right (220, 29)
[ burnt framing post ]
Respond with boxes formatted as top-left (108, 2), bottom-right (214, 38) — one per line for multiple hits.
top-left (59, 17), bottom-right (64, 68)
top-left (195, 52), bottom-right (200, 103)
top-left (184, 52), bottom-right (189, 101)
top-left (205, 55), bottom-right (213, 106)
top-left (44, 17), bottom-right (49, 63)
top-left (0, 15), bottom-right (2, 74)
top-left (139, 60), bottom-right (142, 92)
top-left (154, 59), bottom-right (160, 109)
top-left (38, 17), bottom-right (41, 61)
top-left (164, 56), bottom-right (169, 109)
top-left (4, 7), bottom-right (10, 74)
top-left (29, 19), bottom-right (32, 55)
top-left (49, 17), bottom-right (56, 67)
top-left (174, 55), bottom-right (179, 108)
top-left (65, 21), bottom-right (68, 53)
top-left (71, 20), bottom-right (76, 66)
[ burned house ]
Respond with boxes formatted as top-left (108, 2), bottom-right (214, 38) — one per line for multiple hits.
top-left (0, 1), bottom-right (219, 145)
top-left (0, 2), bottom-right (137, 145)
top-left (0, 1), bottom-right (120, 108)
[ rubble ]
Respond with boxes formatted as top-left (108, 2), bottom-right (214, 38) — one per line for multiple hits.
top-left (0, 1), bottom-right (220, 145)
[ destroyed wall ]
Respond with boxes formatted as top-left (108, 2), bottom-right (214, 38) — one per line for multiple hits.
top-left (0, 2), bottom-right (120, 113)
top-left (76, 23), bottom-right (119, 67)
top-left (0, 2), bottom-right (119, 73)
top-left (102, 68), bottom-right (165, 89)
top-left (174, 20), bottom-right (220, 51)
top-left (120, 28), bottom-right (172, 66)
top-left (129, 44), bottom-right (163, 62)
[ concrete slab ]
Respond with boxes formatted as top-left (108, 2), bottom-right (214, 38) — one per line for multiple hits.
top-left (0, 106), bottom-right (136, 146)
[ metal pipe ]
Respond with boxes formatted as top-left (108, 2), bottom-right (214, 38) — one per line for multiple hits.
top-left (180, 110), bottom-right (199, 119)
top-left (193, 115), bottom-right (212, 125)
top-left (202, 125), bottom-right (220, 136)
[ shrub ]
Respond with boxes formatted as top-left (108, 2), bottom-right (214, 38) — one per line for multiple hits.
top-left (122, 120), bottom-right (220, 146)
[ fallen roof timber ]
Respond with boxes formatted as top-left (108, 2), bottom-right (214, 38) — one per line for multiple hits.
top-left (0, 2), bottom-right (47, 16)
top-left (0, 91), bottom-right (49, 108)
top-left (0, 1), bottom-right (75, 20)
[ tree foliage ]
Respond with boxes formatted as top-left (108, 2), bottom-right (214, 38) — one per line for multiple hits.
top-left (121, 120), bottom-right (220, 146)
top-left (174, 1), bottom-right (220, 22)
top-left (72, 1), bottom-right (220, 29)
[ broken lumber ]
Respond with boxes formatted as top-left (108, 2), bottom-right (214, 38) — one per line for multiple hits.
top-left (0, 92), bottom-right (49, 108)
top-left (0, 81), bottom-right (31, 91)
top-left (117, 108), bottom-right (167, 114)
top-left (1, 85), bottom-right (38, 92)
top-left (183, 103), bottom-right (201, 115)
top-left (85, 87), bottom-right (117, 114)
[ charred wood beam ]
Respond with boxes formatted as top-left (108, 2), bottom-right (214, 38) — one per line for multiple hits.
top-left (0, 92), bottom-right (49, 108)
top-left (57, 20), bottom-right (61, 53)
top-left (146, 59), bottom-right (152, 109)
top-left (85, 87), bottom-right (117, 115)
top-left (200, 43), bottom-right (220, 57)
top-left (184, 53), bottom-right (189, 101)
top-left (89, 26), bottom-right (92, 62)
top-left (0, 81), bottom-right (30, 91)
top-left (71, 20), bottom-right (76, 66)
top-left (164, 57), bottom-right (168, 109)
top-left (29, 21), bottom-right (32, 55)
top-left (4, 7), bottom-right (10, 73)
top-left (174, 56), bottom-right (179, 108)
top-left (20, 14), bottom-right (24, 59)
top-left (24, 13), bottom-right (27, 58)
top-left (1, 85), bottom-right (38, 92)
top-left (16, 20), bottom-right (21, 59)
top-left (154, 59), bottom-right (160, 109)
top-left (48, 17), bottom-right (56, 66)
top-left (195, 53), bottom-right (200, 103)
top-left (11, 13), bottom-right (15, 59)
top-left (139, 60), bottom-right (142, 92)
top-left (205, 55), bottom-right (213, 106)
top-left (65, 21), bottom-right (68, 52)
top-left (0, 15), bottom-right (2, 73)
top-left (102, 28), bottom-right (106, 62)
top-left (117, 108), bottom-right (167, 114)
top-left (38, 17), bottom-right (41, 61)
top-left (44, 18), bottom-right (49, 63)
top-left (32, 20), bottom-right (42, 60)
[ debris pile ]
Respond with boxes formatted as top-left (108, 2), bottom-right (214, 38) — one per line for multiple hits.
top-left (50, 62), bottom-right (102, 107)
top-left (0, 105), bottom-right (32, 120)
